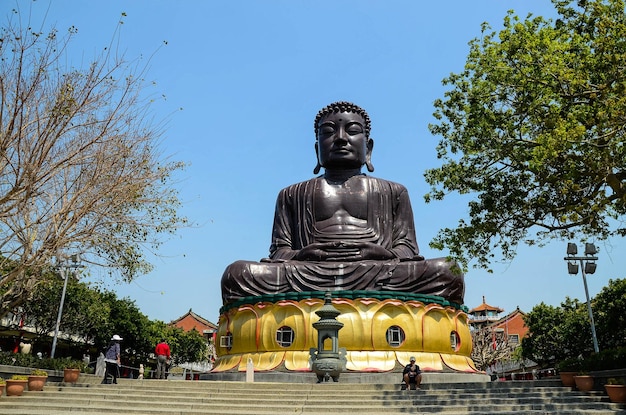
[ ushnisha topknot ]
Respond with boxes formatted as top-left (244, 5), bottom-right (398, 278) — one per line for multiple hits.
top-left (314, 101), bottom-right (371, 138)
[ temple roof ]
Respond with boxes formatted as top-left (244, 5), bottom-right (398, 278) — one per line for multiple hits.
top-left (169, 308), bottom-right (217, 332)
top-left (468, 296), bottom-right (504, 314)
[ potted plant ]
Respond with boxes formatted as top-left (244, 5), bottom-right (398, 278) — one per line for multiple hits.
top-left (6, 374), bottom-right (28, 396)
top-left (605, 378), bottom-right (626, 403)
top-left (27, 369), bottom-right (48, 391)
top-left (573, 372), bottom-right (595, 392)
top-left (557, 357), bottom-right (582, 387)
top-left (0, 377), bottom-right (5, 397)
top-left (62, 361), bottom-right (82, 383)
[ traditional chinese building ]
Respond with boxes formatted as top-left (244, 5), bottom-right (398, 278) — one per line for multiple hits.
top-left (169, 309), bottom-right (218, 375)
top-left (169, 308), bottom-right (217, 342)
top-left (468, 297), bottom-right (535, 379)
top-left (468, 297), bottom-right (528, 348)
top-left (468, 296), bottom-right (504, 326)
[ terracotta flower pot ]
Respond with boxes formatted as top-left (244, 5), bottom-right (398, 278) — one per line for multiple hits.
top-left (605, 385), bottom-right (626, 403)
top-left (559, 371), bottom-right (576, 387)
top-left (0, 383), bottom-right (5, 397)
top-left (6, 379), bottom-right (27, 396)
top-left (574, 375), bottom-right (595, 391)
top-left (63, 368), bottom-right (80, 383)
top-left (27, 375), bottom-right (47, 391)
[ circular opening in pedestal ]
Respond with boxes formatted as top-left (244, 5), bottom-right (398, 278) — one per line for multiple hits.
top-left (450, 331), bottom-right (461, 352)
top-left (220, 332), bottom-right (233, 350)
top-left (276, 326), bottom-right (295, 347)
top-left (386, 325), bottom-right (405, 347)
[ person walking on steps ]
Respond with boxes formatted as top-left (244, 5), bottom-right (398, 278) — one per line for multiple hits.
top-left (102, 334), bottom-right (122, 384)
top-left (154, 339), bottom-right (171, 379)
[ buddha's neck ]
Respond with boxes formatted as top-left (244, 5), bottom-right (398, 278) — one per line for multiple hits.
top-left (323, 168), bottom-right (363, 183)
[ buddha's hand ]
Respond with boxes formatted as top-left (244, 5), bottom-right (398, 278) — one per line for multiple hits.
top-left (294, 241), bottom-right (394, 261)
top-left (348, 241), bottom-right (395, 260)
top-left (293, 243), bottom-right (339, 261)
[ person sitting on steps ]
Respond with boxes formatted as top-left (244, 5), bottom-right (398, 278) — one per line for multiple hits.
top-left (402, 356), bottom-right (422, 390)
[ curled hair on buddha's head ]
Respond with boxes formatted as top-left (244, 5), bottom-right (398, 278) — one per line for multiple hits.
top-left (314, 101), bottom-right (371, 138)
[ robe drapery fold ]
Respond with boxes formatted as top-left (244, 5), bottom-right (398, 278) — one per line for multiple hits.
top-left (269, 177), bottom-right (418, 260)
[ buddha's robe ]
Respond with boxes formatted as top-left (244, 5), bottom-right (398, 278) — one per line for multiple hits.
top-left (221, 176), bottom-right (465, 304)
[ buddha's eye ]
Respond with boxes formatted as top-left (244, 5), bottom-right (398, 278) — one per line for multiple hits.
top-left (319, 123), bottom-right (336, 135)
top-left (345, 123), bottom-right (364, 135)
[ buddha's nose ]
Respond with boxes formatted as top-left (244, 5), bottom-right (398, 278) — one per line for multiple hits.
top-left (334, 129), bottom-right (348, 144)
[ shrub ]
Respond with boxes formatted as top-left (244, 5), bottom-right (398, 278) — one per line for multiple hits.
top-left (556, 346), bottom-right (626, 372)
top-left (0, 351), bottom-right (86, 372)
top-left (583, 347), bottom-right (626, 371)
top-left (59, 358), bottom-right (85, 371)
top-left (556, 356), bottom-right (583, 372)
top-left (30, 369), bottom-right (48, 376)
top-left (10, 374), bottom-right (28, 380)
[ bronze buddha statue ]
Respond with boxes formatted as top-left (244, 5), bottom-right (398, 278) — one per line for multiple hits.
top-left (221, 101), bottom-right (464, 305)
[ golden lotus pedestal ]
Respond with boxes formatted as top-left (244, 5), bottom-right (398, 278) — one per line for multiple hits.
top-left (213, 291), bottom-right (479, 374)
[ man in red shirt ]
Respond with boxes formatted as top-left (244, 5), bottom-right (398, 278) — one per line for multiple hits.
top-left (154, 339), bottom-right (171, 379)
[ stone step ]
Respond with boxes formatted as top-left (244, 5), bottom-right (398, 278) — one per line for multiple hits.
top-left (22, 385), bottom-right (610, 404)
top-left (4, 412), bottom-right (624, 415)
top-left (48, 378), bottom-right (565, 391)
top-left (7, 388), bottom-right (611, 406)
top-left (0, 402), bottom-right (623, 415)
top-left (39, 382), bottom-right (576, 393)
top-left (0, 379), bottom-right (623, 415)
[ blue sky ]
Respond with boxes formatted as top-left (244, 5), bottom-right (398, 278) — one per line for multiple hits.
top-left (11, 1), bottom-right (626, 327)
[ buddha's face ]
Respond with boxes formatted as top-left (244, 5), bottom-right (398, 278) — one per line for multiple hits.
top-left (316, 111), bottom-right (372, 170)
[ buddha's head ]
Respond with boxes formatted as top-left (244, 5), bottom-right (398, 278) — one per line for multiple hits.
top-left (313, 101), bottom-right (374, 174)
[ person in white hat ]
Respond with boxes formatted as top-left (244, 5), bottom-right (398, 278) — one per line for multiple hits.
top-left (402, 356), bottom-right (422, 390)
top-left (102, 334), bottom-right (122, 384)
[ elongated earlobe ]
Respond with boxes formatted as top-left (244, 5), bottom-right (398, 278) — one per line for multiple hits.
top-left (313, 141), bottom-right (321, 174)
top-left (366, 138), bottom-right (374, 172)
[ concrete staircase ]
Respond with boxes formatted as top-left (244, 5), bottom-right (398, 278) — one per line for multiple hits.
top-left (0, 377), bottom-right (625, 415)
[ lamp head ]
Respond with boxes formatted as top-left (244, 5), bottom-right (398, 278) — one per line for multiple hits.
top-left (584, 243), bottom-right (597, 256)
top-left (566, 243), bottom-right (578, 256)
top-left (584, 261), bottom-right (597, 274)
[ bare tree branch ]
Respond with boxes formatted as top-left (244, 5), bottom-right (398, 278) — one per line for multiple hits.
top-left (0, 8), bottom-right (186, 316)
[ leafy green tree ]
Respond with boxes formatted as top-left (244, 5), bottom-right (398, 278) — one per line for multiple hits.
top-left (558, 297), bottom-right (594, 357)
top-left (0, 1), bottom-right (186, 317)
top-left (142, 323), bottom-right (209, 365)
top-left (521, 299), bottom-right (593, 367)
top-left (169, 327), bottom-right (209, 365)
top-left (97, 291), bottom-right (154, 368)
top-left (593, 278), bottom-right (626, 349)
top-left (22, 275), bottom-right (108, 346)
top-left (18, 276), bottom-right (212, 370)
top-left (521, 303), bottom-right (565, 367)
top-left (19, 275), bottom-right (64, 337)
top-left (426, 0), bottom-right (626, 270)
top-left (94, 291), bottom-right (210, 368)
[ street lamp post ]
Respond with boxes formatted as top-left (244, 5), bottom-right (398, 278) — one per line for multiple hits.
top-left (563, 242), bottom-right (600, 354)
top-left (50, 253), bottom-right (83, 359)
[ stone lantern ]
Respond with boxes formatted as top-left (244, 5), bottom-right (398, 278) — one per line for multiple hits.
top-left (309, 291), bottom-right (346, 382)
